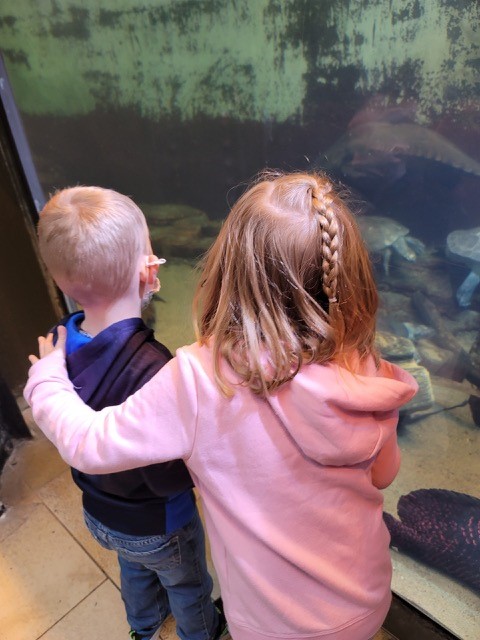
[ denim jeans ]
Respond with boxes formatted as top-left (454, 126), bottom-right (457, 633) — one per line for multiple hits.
top-left (83, 508), bottom-right (218, 640)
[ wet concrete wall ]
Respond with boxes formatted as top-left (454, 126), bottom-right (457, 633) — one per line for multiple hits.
top-left (0, 1), bottom-right (478, 213)
top-left (0, 0), bottom-right (478, 120)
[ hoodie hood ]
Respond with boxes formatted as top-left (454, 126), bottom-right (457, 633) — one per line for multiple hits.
top-left (267, 356), bottom-right (418, 467)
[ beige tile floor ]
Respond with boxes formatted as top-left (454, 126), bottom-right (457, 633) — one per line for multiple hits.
top-left (0, 406), bottom-right (394, 640)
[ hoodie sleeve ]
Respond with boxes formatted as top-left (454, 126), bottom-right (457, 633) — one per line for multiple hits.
top-left (370, 430), bottom-right (401, 489)
top-left (23, 348), bottom-right (197, 474)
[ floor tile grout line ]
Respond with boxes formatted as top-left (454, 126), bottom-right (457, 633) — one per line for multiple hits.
top-left (1, 459), bottom-right (126, 639)
top-left (36, 578), bottom-right (110, 639)
top-left (40, 498), bottom-right (118, 585)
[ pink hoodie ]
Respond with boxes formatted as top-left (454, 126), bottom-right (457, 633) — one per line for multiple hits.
top-left (24, 343), bottom-right (417, 640)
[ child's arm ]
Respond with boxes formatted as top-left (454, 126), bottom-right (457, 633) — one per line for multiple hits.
top-left (370, 430), bottom-right (401, 489)
top-left (24, 328), bottom-right (197, 474)
top-left (28, 327), bottom-right (59, 363)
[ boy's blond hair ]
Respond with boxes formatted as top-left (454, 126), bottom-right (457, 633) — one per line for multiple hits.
top-left (194, 170), bottom-right (379, 396)
top-left (38, 186), bottom-right (149, 303)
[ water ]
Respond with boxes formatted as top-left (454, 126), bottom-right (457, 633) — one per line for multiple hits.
top-left (1, 1), bottom-right (479, 636)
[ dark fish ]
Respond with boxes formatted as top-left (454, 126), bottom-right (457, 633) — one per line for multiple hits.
top-left (384, 489), bottom-right (480, 592)
top-left (318, 122), bottom-right (480, 181)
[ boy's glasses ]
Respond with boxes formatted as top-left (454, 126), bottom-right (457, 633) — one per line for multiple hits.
top-left (146, 258), bottom-right (166, 267)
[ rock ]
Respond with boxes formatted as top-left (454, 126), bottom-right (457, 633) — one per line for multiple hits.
top-left (142, 203), bottom-right (210, 225)
top-left (142, 203), bottom-right (221, 259)
top-left (375, 331), bottom-right (417, 361)
top-left (376, 331), bottom-right (434, 414)
top-left (398, 361), bottom-right (435, 413)
top-left (416, 338), bottom-right (456, 374)
top-left (468, 396), bottom-right (480, 427)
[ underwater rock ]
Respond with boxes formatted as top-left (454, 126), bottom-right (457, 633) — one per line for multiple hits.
top-left (431, 375), bottom-right (476, 407)
top-left (446, 227), bottom-right (480, 307)
top-left (468, 395), bottom-right (480, 427)
top-left (384, 489), bottom-right (480, 593)
top-left (398, 361), bottom-right (435, 414)
top-left (418, 260), bottom-right (456, 303)
top-left (377, 291), bottom-right (413, 334)
top-left (378, 290), bottom-right (412, 315)
top-left (389, 321), bottom-right (435, 341)
top-left (468, 329), bottom-right (480, 375)
top-left (416, 339), bottom-right (456, 375)
top-left (444, 309), bottom-right (480, 333)
top-left (412, 291), bottom-right (480, 387)
top-left (375, 331), bottom-right (417, 361)
top-left (357, 215), bottom-right (425, 275)
top-left (142, 203), bottom-right (221, 259)
top-left (375, 331), bottom-right (434, 414)
top-left (376, 252), bottom-right (453, 306)
top-left (142, 203), bottom-right (210, 225)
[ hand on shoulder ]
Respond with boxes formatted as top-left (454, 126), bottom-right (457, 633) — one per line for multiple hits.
top-left (28, 325), bottom-right (67, 365)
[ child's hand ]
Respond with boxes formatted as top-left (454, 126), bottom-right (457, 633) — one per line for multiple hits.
top-left (28, 325), bottom-right (67, 365)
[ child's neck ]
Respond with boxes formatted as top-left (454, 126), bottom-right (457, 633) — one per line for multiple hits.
top-left (80, 298), bottom-right (141, 337)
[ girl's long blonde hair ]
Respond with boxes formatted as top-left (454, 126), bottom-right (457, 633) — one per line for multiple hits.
top-left (194, 171), bottom-right (378, 396)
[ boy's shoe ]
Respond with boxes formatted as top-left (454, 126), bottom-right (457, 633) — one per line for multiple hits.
top-left (129, 629), bottom-right (161, 640)
top-left (130, 602), bottom-right (228, 640)
top-left (213, 597), bottom-right (231, 639)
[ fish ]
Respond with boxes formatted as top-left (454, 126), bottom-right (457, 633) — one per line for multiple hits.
top-left (317, 121), bottom-right (480, 181)
top-left (384, 489), bottom-right (480, 592)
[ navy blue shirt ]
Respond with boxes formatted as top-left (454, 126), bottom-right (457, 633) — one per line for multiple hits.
top-left (58, 312), bottom-right (195, 535)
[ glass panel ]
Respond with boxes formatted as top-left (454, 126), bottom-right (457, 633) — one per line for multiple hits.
top-left (1, 1), bottom-right (479, 637)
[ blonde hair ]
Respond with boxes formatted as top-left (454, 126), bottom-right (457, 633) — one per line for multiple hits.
top-left (194, 170), bottom-right (378, 396)
top-left (38, 186), bottom-right (149, 302)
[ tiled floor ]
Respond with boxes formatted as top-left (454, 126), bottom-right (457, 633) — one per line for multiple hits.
top-left (0, 406), bottom-right (395, 640)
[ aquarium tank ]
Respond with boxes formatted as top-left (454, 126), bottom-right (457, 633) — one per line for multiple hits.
top-left (0, 1), bottom-right (479, 637)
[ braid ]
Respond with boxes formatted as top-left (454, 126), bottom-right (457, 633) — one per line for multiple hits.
top-left (311, 180), bottom-right (340, 304)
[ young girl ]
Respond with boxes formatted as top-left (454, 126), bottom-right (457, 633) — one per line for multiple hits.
top-left (25, 171), bottom-right (417, 640)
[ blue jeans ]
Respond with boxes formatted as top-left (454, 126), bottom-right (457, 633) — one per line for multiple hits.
top-left (83, 508), bottom-right (218, 640)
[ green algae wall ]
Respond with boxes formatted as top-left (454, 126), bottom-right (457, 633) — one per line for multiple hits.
top-left (0, 1), bottom-right (307, 120)
top-left (0, 0), bottom-right (478, 122)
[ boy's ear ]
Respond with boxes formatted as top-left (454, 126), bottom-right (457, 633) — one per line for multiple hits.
top-left (141, 254), bottom-right (160, 285)
top-left (139, 256), bottom-right (149, 284)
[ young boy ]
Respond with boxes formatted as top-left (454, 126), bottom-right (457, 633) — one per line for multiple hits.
top-left (37, 186), bottom-right (227, 640)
